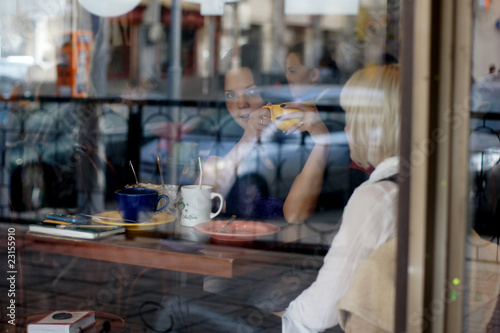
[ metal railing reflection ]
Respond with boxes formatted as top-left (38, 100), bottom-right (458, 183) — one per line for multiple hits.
top-left (0, 97), bottom-right (348, 232)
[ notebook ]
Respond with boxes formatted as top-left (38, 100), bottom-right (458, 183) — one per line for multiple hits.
top-left (29, 224), bottom-right (125, 239)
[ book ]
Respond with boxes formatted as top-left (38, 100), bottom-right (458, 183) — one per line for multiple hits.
top-left (29, 224), bottom-right (125, 239)
top-left (27, 311), bottom-right (96, 333)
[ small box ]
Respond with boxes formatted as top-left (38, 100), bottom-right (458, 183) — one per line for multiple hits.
top-left (27, 310), bottom-right (95, 333)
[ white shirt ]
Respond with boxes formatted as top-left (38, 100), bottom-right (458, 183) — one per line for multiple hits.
top-left (282, 156), bottom-right (399, 333)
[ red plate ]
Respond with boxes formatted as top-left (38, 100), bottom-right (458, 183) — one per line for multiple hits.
top-left (194, 220), bottom-right (280, 241)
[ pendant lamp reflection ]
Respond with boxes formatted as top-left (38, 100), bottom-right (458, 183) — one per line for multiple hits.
top-left (185, 0), bottom-right (240, 16)
top-left (77, 0), bottom-right (141, 17)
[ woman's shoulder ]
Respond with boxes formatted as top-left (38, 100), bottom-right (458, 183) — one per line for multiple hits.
top-left (335, 180), bottom-right (398, 245)
top-left (342, 179), bottom-right (398, 221)
top-left (351, 178), bottom-right (398, 202)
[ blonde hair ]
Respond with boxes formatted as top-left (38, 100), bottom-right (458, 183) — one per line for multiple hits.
top-left (340, 65), bottom-right (400, 169)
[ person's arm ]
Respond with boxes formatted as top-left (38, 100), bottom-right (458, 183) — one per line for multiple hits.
top-left (283, 141), bottom-right (329, 223)
top-left (198, 133), bottom-right (257, 197)
top-left (280, 102), bottom-right (331, 224)
top-left (282, 182), bottom-right (398, 332)
top-left (199, 106), bottom-right (273, 197)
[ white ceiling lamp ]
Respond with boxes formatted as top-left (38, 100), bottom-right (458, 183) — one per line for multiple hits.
top-left (77, 0), bottom-right (141, 17)
top-left (285, 0), bottom-right (359, 15)
top-left (185, 0), bottom-right (240, 16)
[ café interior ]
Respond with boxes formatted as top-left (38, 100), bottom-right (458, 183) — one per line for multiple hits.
top-left (1, 0), bottom-right (500, 332)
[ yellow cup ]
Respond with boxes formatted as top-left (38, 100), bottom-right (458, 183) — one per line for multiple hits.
top-left (263, 104), bottom-right (300, 132)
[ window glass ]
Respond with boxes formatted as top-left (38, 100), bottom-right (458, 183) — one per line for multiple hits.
top-left (468, 2), bottom-right (500, 331)
top-left (0, 0), bottom-right (402, 331)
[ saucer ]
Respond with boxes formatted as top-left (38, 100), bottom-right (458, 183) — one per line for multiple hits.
top-left (92, 211), bottom-right (175, 230)
top-left (194, 220), bottom-right (280, 241)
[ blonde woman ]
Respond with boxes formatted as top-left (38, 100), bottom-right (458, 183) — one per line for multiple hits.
top-left (281, 64), bottom-right (401, 332)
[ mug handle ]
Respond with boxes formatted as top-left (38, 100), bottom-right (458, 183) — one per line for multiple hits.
top-left (155, 195), bottom-right (170, 214)
top-left (262, 105), bottom-right (275, 121)
top-left (210, 192), bottom-right (224, 219)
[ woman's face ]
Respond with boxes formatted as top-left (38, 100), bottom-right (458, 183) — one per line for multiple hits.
top-left (224, 67), bottom-right (265, 130)
top-left (285, 52), bottom-right (319, 100)
top-left (286, 52), bottom-right (311, 85)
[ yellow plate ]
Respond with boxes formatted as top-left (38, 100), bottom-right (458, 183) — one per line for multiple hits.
top-left (92, 211), bottom-right (175, 230)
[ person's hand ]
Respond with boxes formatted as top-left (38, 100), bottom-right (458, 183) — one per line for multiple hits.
top-left (247, 103), bottom-right (274, 139)
top-left (279, 102), bottom-right (331, 146)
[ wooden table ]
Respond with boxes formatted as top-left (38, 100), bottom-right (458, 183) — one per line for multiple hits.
top-left (1, 219), bottom-right (326, 330)
top-left (19, 219), bottom-right (310, 278)
top-left (23, 232), bottom-right (292, 278)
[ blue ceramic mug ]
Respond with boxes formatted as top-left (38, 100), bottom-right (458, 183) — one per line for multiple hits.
top-left (115, 188), bottom-right (169, 223)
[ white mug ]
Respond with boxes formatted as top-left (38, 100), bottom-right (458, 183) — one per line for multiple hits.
top-left (181, 185), bottom-right (224, 227)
